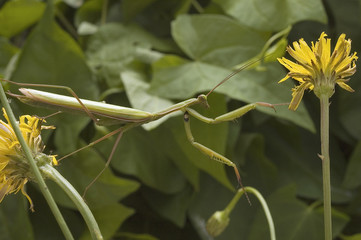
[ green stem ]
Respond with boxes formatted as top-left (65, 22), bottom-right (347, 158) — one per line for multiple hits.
top-left (258, 25), bottom-right (291, 63)
top-left (101, 0), bottom-right (108, 25)
top-left (190, 0), bottom-right (204, 13)
top-left (320, 95), bottom-right (332, 240)
top-left (0, 82), bottom-right (74, 240)
top-left (41, 164), bottom-right (103, 240)
top-left (55, 8), bottom-right (78, 40)
top-left (227, 187), bottom-right (276, 240)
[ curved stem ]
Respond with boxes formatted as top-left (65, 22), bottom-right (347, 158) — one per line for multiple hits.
top-left (0, 82), bottom-right (74, 240)
top-left (55, 8), bottom-right (78, 40)
top-left (101, 0), bottom-right (108, 25)
top-left (258, 25), bottom-right (292, 62)
top-left (190, 0), bottom-right (204, 13)
top-left (320, 95), bottom-right (332, 240)
top-left (41, 164), bottom-right (103, 240)
top-left (244, 187), bottom-right (275, 240)
top-left (224, 187), bottom-right (276, 240)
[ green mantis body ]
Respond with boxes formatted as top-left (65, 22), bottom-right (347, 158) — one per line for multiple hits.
top-left (5, 61), bottom-right (275, 201)
top-left (16, 88), bottom-right (209, 126)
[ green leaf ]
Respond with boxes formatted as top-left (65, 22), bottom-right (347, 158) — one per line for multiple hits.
top-left (248, 185), bottom-right (349, 240)
top-left (0, 0), bottom-right (45, 38)
top-left (0, 195), bottom-right (34, 240)
top-left (79, 203), bottom-right (134, 240)
top-left (189, 174), bottom-right (268, 240)
top-left (121, 0), bottom-right (158, 21)
top-left (170, 93), bottom-right (235, 190)
top-left (162, 120), bottom-right (199, 189)
top-left (118, 65), bottom-right (202, 186)
top-left (62, 0), bottom-right (83, 8)
top-left (53, 117), bottom-right (91, 156)
top-left (213, 0), bottom-right (327, 31)
top-left (48, 146), bottom-right (140, 209)
top-left (0, 37), bottom-right (19, 72)
top-left (343, 141), bottom-right (361, 189)
top-left (142, 184), bottom-right (194, 227)
top-left (234, 133), bottom-right (278, 194)
top-left (10, 3), bottom-right (98, 153)
top-left (121, 62), bottom-right (177, 130)
top-left (341, 233), bottom-right (361, 240)
top-left (150, 15), bottom-right (315, 131)
top-left (150, 56), bottom-right (315, 132)
top-left (188, 133), bottom-right (279, 239)
top-left (92, 92), bottom-right (233, 192)
top-left (86, 23), bottom-right (175, 87)
top-left (115, 232), bottom-right (159, 240)
top-left (75, 0), bottom-right (102, 26)
top-left (11, 3), bottom-right (96, 95)
top-left (27, 189), bottom-right (84, 240)
top-left (95, 125), bottom-right (189, 194)
top-left (171, 14), bottom-right (268, 67)
top-left (261, 121), bottom-right (351, 203)
top-left (2, 0), bottom-right (361, 238)
top-left (339, 91), bottom-right (361, 140)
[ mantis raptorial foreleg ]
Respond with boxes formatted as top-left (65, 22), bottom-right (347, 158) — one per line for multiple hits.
top-left (183, 102), bottom-right (275, 204)
top-left (185, 102), bottom-right (275, 124)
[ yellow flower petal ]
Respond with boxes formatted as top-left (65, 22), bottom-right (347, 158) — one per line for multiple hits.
top-left (51, 155), bottom-right (58, 166)
top-left (319, 35), bottom-right (331, 70)
top-left (334, 34), bottom-right (346, 52)
top-left (278, 32), bottom-right (357, 106)
top-left (289, 82), bottom-right (313, 111)
top-left (0, 108), bottom-right (57, 210)
top-left (0, 183), bottom-right (9, 202)
top-left (278, 57), bottom-right (310, 75)
top-left (336, 81), bottom-right (354, 92)
top-left (20, 182), bottom-right (34, 212)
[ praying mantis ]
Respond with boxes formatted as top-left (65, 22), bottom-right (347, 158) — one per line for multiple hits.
top-left (3, 59), bottom-right (276, 201)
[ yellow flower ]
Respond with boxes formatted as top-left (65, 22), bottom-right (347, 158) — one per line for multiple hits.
top-left (0, 108), bottom-right (56, 211)
top-left (278, 32), bottom-right (358, 110)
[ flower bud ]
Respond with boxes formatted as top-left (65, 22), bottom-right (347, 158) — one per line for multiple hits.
top-left (206, 210), bottom-right (230, 237)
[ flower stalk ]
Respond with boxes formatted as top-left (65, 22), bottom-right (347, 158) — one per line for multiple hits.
top-left (41, 164), bottom-right (103, 240)
top-left (277, 32), bottom-right (357, 239)
top-left (0, 81), bottom-right (104, 239)
top-left (320, 95), bottom-right (332, 239)
top-left (0, 81), bottom-right (74, 240)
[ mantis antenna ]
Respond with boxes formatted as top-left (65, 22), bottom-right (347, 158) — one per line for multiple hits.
top-left (206, 56), bottom-right (268, 97)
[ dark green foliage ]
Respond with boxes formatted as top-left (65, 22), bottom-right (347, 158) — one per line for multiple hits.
top-left (0, 0), bottom-right (360, 239)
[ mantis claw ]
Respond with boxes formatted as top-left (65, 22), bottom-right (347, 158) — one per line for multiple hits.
top-left (233, 166), bottom-right (252, 206)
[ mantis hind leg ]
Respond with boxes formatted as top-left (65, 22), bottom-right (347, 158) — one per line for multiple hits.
top-left (82, 130), bottom-right (124, 198)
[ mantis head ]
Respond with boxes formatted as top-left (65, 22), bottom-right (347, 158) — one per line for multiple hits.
top-left (197, 94), bottom-right (209, 108)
